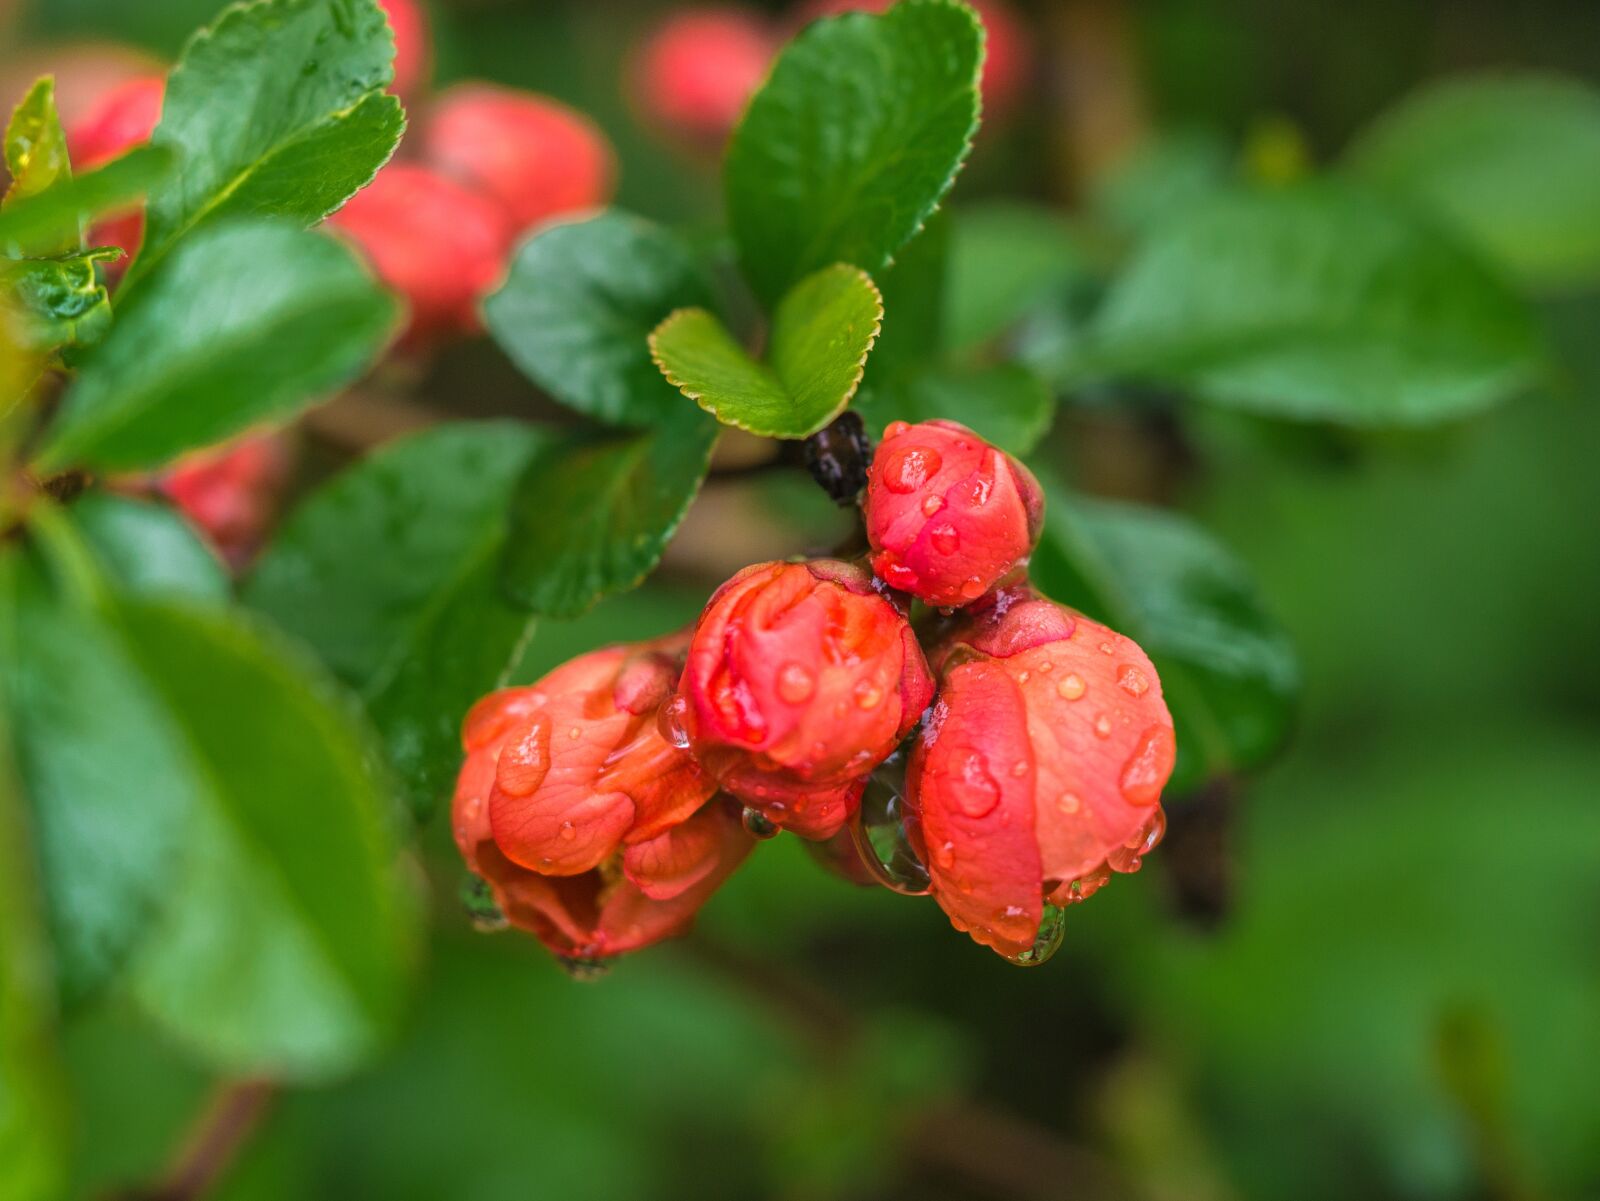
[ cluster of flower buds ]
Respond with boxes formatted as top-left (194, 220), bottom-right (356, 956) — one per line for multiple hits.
top-left (631, 0), bottom-right (1028, 150)
top-left (457, 420), bottom-right (1176, 970)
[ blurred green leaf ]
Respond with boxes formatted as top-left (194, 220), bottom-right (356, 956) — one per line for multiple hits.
top-left (1069, 184), bottom-right (1545, 424)
top-left (4, 78), bottom-right (73, 229)
top-left (485, 212), bottom-right (717, 429)
top-left (866, 207), bottom-right (948, 384)
top-left (502, 417), bottom-right (718, 618)
top-left (1030, 481), bottom-right (1299, 794)
top-left (119, 600), bottom-right (412, 1081)
top-left (652, 264), bottom-right (882, 439)
top-left (36, 220), bottom-right (397, 473)
top-left (726, 0), bottom-right (982, 305)
top-left (0, 248), bottom-right (119, 353)
top-left (123, 0), bottom-right (403, 293)
top-left (855, 363), bottom-right (1054, 456)
top-left (1346, 74), bottom-right (1600, 289)
top-left (71, 491), bottom-right (228, 603)
top-left (946, 203), bottom-right (1093, 353)
top-left (1089, 128), bottom-right (1234, 240)
top-left (0, 147), bottom-right (171, 257)
top-left (0, 684), bottom-right (68, 1201)
top-left (246, 422), bottom-right (550, 823)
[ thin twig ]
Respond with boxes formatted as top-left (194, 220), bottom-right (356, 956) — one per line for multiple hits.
top-left (108, 1080), bottom-right (275, 1201)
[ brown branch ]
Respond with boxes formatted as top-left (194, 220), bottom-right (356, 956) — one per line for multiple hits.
top-left (108, 1080), bottom-right (275, 1201)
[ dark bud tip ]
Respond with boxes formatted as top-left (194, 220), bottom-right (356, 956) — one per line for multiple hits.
top-left (803, 411), bottom-right (873, 507)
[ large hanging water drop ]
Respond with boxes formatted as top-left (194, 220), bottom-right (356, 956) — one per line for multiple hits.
top-left (460, 873), bottom-right (507, 933)
top-left (1006, 904), bottom-right (1066, 967)
top-left (848, 757), bottom-right (930, 896)
top-left (741, 806), bottom-right (780, 839)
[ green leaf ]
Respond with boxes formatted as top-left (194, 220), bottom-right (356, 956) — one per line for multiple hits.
top-left (485, 212), bottom-right (717, 429)
top-left (245, 422), bottom-right (549, 822)
top-left (1346, 74), bottom-right (1600, 289)
top-left (117, 599), bottom-right (411, 1080)
top-left (124, 0), bottom-right (404, 293)
top-left (854, 363), bottom-right (1053, 456)
top-left (1071, 184), bottom-right (1546, 425)
top-left (502, 416), bottom-right (719, 618)
top-left (72, 491), bottom-right (228, 603)
top-left (0, 146), bottom-right (171, 258)
top-left (0, 687), bottom-right (68, 1201)
top-left (1088, 128), bottom-right (1233, 240)
top-left (0, 248), bottom-right (119, 353)
top-left (726, 0), bottom-right (982, 305)
top-left (652, 263), bottom-right (883, 439)
top-left (865, 207), bottom-right (948, 385)
top-left (36, 220), bottom-right (398, 473)
top-left (4, 78), bottom-right (73, 226)
top-left (1029, 480), bottom-right (1299, 795)
top-left (946, 203), bottom-right (1093, 353)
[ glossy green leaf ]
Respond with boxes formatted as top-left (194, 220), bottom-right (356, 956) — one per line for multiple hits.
top-left (124, 0), bottom-right (403, 293)
top-left (1347, 74), bottom-right (1600, 289)
top-left (0, 146), bottom-right (171, 258)
top-left (72, 491), bottom-right (228, 603)
top-left (485, 212), bottom-right (717, 429)
top-left (502, 416), bottom-right (719, 618)
top-left (0, 249), bottom-right (119, 353)
top-left (1071, 184), bottom-right (1545, 425)
top-left (726, 0), bottom-right (982, 304)
top-left (246, 422), bottom-right (549, 822)
top-left (1029, 480), bottom-right (1299, 795)
top-left (36, 220), bottom-right (398, 473)
top-left (854, 363), bottom-right (1054, 456)
top-left (117, 599), bottom-right (412, 1080)
top-left (865, 207), bottom-right (948, 385)
top-left (652, 264), bottom-right (882, 439)
top-left (4, 78), bottom-right (73, 231)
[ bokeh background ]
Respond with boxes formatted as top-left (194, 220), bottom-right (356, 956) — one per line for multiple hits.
top-left (4, 1), bottom-right (1598, 1198)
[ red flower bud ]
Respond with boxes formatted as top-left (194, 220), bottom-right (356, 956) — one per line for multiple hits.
top-left (65, 74), bottom-right (165, 271)
top-left (158, 433), bottom-right (291, 567)
top-left (631, 8), bottom-right (776, 147)
top-left (905, 593), bottom-right (1175, 958)
top-left (676, 559), bottom-right (935, 839)
top-left (327, 162), bottom-right (514, 346)
top-left (420, 84), bottom-right (614, 237)
top-left (452, 639), bottom-right (748, 961)
top-left (377, 0), bottom-right (431, 100)
top-left (864, 419), bottom-right (1043, 608)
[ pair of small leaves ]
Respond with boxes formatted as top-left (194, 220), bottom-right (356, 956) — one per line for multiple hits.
top-left (0, 249), bottom-right (120, 355)
top-left (4, 78), bottom-right (75, 249)
top-left (2, 502), bottom-right (413, 1080)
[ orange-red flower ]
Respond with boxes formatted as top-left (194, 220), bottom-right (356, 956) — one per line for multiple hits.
top-left (675, 559), bottom-right (934, 839)
top-left (158, 432), bottom-right (291, 567)
top-left (905, 590), bottom-right (1175, 958)
top-left (631, 8), bottom-right (777, 147)
top-left (377, 0), bottom-right (431, 101)
top-left (452, 638), bottom-right (749, 961)
top-left (864, 419), bottom-right (1043, 608)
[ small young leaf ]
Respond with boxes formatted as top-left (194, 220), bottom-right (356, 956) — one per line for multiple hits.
top-left (1069, 184), bottom-right (1545, 425)
top-left (726, 0), bottom-right (983, 305)
top-left (855, 363), bottom-right (1053, 456)
top-left (246, 422), bottom-right (551, 822)
top-left (36, 220), bottom-right (398, 473)
top-left (124, 0), bottom-right (404, 293)
top-left (0, 146), bottom-right (171, 256)
top-left (651, 263), bottom-right (882, 439)
top-left (71, 492), bottom-right (229, 603)
top-left (4, 78), bottom-right (73, 230)
top-left (0, 248), bottom-right (120, 353)
top-left (485, 212), bottom-right (717, 429)
top-left (1029, 480), bottom-right (1299, 796)
top-left (1346, 74), bottom-right (1600, 289)
top-left (502, 416), bottom-right (719, 618)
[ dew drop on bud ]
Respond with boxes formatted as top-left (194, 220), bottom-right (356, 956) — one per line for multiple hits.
top-left (741, 806), bottom-right (780, 839)
top-left (956, 751), bottom-right (1002, 817)
top-left (959, 576), bottom-right (987, 600)
top-left (558, 820), bottom-right (576, 842)
top-left (1117, 665), bottom-right (1150, 697)
top-left (657, 694), bottom-right (692, 749)
top-left (1094, 714), bottom-right (1113, 739)
top-left (1119, 725), bottom-right (1175, 805)
top-left (460, 873), bottom-right (507, 933)
top-left (882, 445), bottom-right (942, 494)
top-left (921, 494), bottom-right (946, 517)
top-left (848, 768), bottom-right (930, 895)
top-left (853, 679), bottom-right (884, 710)
top-left (1007, 904), bottom-right (1066, 967)
top-left (776, 661), bottom-right (817, 705)
top-left (556, 955), bottom-right (612, 981)
top-left (1056, 673), bottom-right (1086, 701)
top-left (929, 522), bottom-right (960, 554)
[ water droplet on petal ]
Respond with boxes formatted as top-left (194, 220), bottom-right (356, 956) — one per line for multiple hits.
top-left (882, 445), bottom-right (942, 494)
top-left (1117, 665), bottom-right (1150, 697)
top-left (848, 767), bottom-right (930, 895)
top-left (1119, 725), bottom-right (1175, 805)
top-left (960, 576), bottom-right (987, 600)
top-left (921, 494), bottom-right (946, 517)
top-left (935, 840), bottom-right (956, 869)
top-left (741, 806), bottom-right (780, 839)
top-left (1098, 642), bottom-right (1115, 656)
top-left (1057, 673), bottom-right (1086, 701)
top-left (885, 420), bottom-right (911, 439)
top-left (1007, 904), bottom-right (1066, 967)
top-left (568, 726), bottom-right (582, 740)
top-left (929, 522), bottom-right (960, 554)
top-left (1106, 807), bottom-right (1167, 873)
top-left (658, 694), bottom-right (692, 749)
top-left (558, 820), bottom-right (576, 842)
top-left (1057, 792), bottom-right (1081, 814)
top-left (854, 679), bottom-right (884, 710)
top-left (776, 661), bottom-right (817, 705)
top-left (1094, 714), bottom-right (1113, 739)
top-left (956, 751), bottom-right (1001, 817)
top-left (1010, 759), bottom-right (1028, 778)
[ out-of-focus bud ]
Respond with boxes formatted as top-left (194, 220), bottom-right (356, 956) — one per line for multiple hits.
top-left (790, 0), bottom-right (1029, 118)
top-left (421, 83), bottom-right (614, 236)
top-left (452, 639), bottom-right (749, 963)
top-left (326, 162), bottom-right (513, 346)
top-left (863, 419), bottom-right (1043, 608)
top-left (158, 432), bottom-right (292, 568)
top-left (64, 74), bottom-right (165, 268)
top-left (675, 559), bottom-right (935, 840)
top-left (630, 8), bottom-right (776, 148)
top-left (377, 0), bottom-right (431, 100)
top-left (905, 591), bottom-right (1175, 959)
